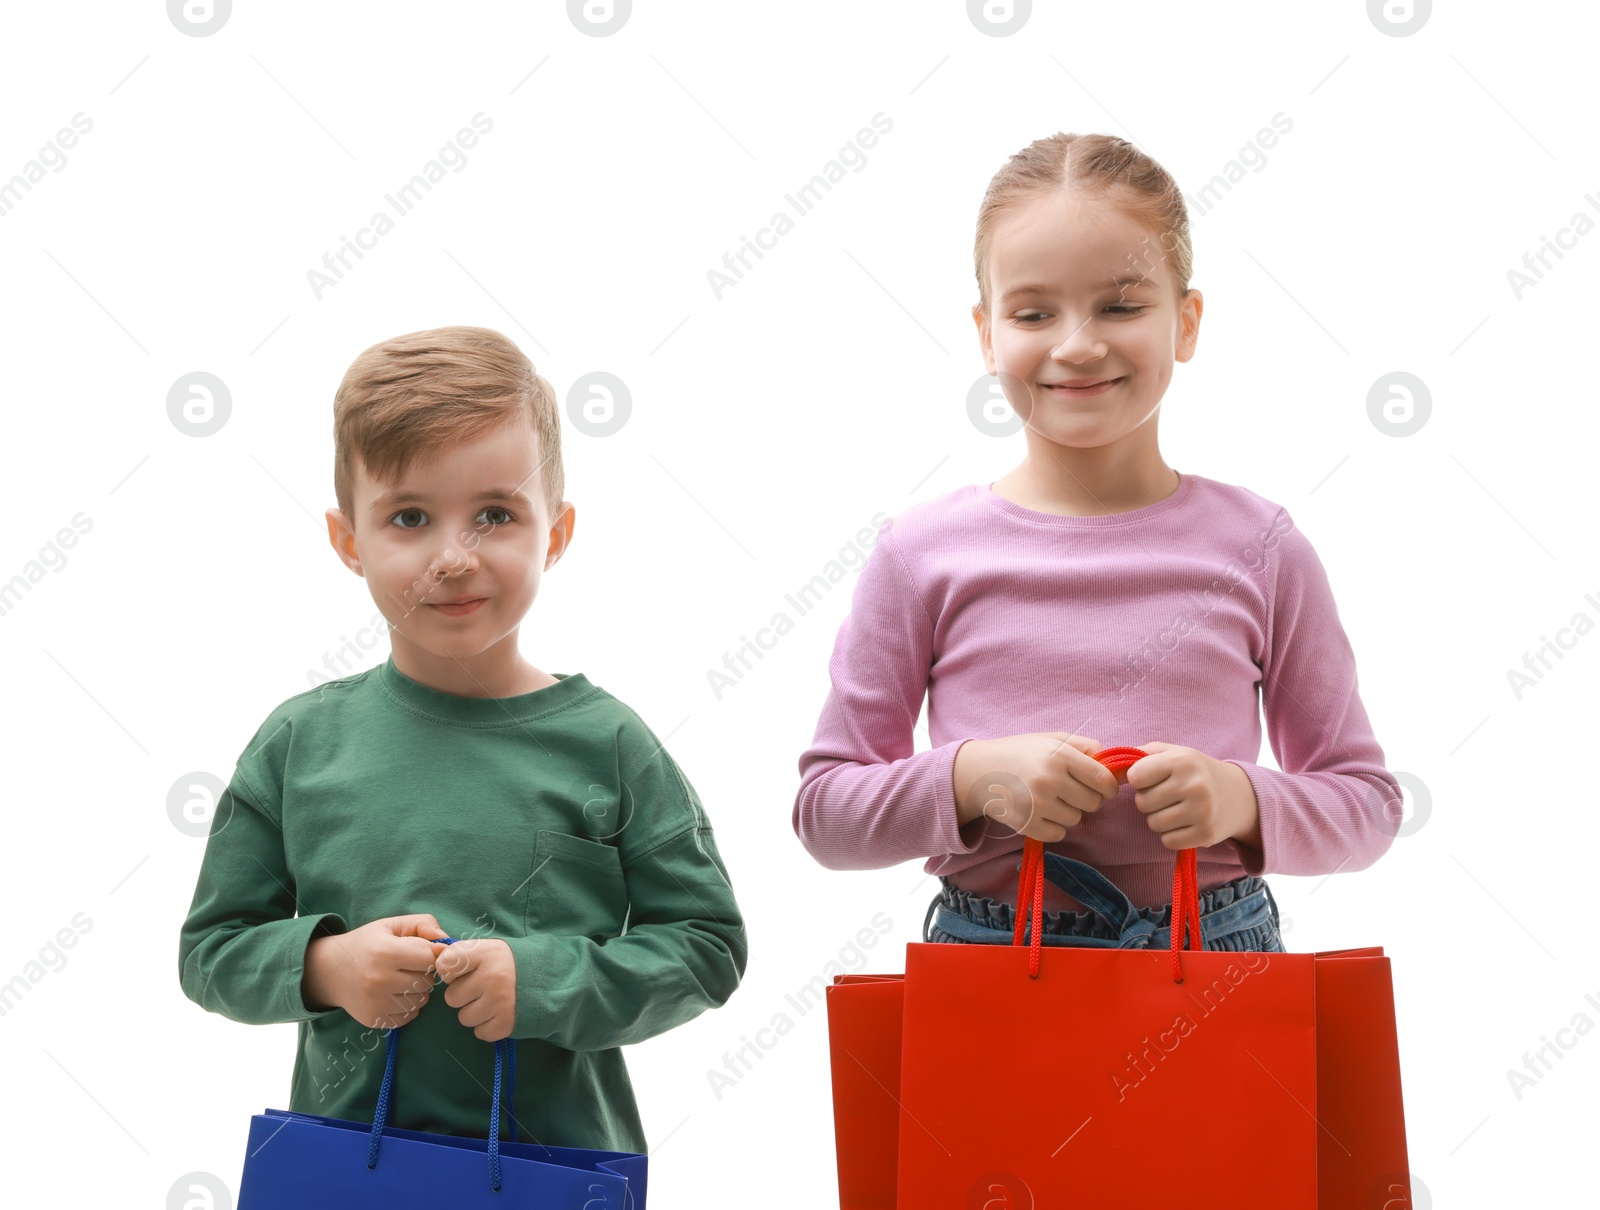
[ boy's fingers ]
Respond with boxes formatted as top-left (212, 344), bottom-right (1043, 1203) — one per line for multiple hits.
top-left (434, 943), bottom-right (476, 980)
top-left (393, 913), bottom-right (446, 938)
top-left (386, 983), bottom-right (430, 1008)
top-left (396, 938), bottom-right (444, 973)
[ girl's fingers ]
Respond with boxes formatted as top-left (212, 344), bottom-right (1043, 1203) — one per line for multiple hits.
top-left (1053, 733), bottom-right (1101, 754)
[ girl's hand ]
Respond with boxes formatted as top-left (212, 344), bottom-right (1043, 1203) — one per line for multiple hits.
top-left (302, 913), bottom-right (447, 1029)
top-left (953, 732), bottom-right (1121, 842)
top-left (1127, 742), bottom-right (1261, 851)
top-left (434, 937), bottom-right (518, 1043)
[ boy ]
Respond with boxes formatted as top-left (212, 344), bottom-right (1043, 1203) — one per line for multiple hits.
top-left (177, 325), bottom-right (746, 1153)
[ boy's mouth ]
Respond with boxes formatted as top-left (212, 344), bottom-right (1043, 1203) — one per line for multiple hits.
top-left (430, 597), bottom-right (486, 616)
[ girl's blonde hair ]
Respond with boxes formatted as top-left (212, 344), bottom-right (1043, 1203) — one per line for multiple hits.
top-left (332, 325), bottom-right (563, 528)
top-left (973, 132), bottom-right (1193, 315)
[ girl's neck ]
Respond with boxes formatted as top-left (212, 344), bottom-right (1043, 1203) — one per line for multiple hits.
top-left (990, 457), bottom-right (1181, 518)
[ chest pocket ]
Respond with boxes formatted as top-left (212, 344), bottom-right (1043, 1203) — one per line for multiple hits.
top-left (524, 829), bottom-right (629, 942)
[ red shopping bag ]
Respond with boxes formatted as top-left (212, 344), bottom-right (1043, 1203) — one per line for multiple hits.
top-left (825, 974), bottom-right (906, 1210)
top-left (824, 747), bottom-right (1412, 1209)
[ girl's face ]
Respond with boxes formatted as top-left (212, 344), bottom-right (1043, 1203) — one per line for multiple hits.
top-left (973, 189), bottom-right (1202, 452)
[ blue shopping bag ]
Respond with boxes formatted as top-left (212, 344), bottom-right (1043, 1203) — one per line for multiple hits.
top-left (237, 940), bottom-right (647, 1208)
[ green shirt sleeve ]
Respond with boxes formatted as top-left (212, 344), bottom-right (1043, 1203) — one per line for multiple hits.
top-left (507, 730), bottom-right (747, 1051)
top-left (177, 764), bottom-right (347, 1026)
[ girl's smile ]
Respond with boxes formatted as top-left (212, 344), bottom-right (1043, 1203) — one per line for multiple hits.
top-left (1041, 376), bottom-right (1124, 397)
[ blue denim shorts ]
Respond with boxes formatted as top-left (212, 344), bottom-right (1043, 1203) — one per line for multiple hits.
top-left (924, 851), bottom-right (1286, 953)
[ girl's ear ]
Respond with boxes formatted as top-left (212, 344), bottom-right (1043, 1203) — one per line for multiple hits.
top-left (971, 303), bottom-right (996, 374)
top-left (1175, 289), bottom-right (1204, 363)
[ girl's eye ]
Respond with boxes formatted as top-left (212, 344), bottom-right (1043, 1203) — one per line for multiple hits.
top-left (1015, 306), bottom-right (1144, 323)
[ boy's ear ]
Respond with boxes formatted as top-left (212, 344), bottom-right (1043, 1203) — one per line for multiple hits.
top-left (325, 508), bottom-right (363, 576)
top-left (545, 502), bottom-right (576, 570)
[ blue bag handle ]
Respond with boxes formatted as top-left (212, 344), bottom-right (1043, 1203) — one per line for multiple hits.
top-left (363, 936), bottom-right (519, 1192)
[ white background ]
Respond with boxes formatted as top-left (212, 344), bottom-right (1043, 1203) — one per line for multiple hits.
top-left (1, 2), bottom-right (1595, 1206)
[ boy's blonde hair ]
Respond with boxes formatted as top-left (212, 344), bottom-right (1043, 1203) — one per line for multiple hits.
top-left (332, 326), bottom-right (563, 529)
top-left (973, 132), bottom-right (1193, 315)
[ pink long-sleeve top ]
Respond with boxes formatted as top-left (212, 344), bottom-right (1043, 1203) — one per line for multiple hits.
top-left (793, 472), bottom-right (1402, 914)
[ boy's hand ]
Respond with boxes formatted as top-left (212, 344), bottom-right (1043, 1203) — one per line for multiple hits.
top-left (303, 913), bottom-right (448, 1029)
top-left (1128, 742), bottom-right (1261, 851)
top-left (952, 732), bottom-right (1121, 841)
top-left (432, 937), bottom-right (518, 1042)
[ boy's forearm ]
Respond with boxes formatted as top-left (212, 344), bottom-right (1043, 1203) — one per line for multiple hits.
top-left (301, 935), bottom-right (339, 1013)
top-left (178, 778), bottom-right (353, 1025)
top-left (179, 913), bottom-right (348, 1025)
top-left (507, 922), bottom-right (744, 1051)
top-left (509, 826), bottom-right (746, 1050)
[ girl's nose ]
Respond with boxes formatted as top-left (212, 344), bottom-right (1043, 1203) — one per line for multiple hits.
top-left (1050, 316), bottom-right (1108, 363)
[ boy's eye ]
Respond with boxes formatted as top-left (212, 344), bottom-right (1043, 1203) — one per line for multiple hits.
top-left (387, 506), bottom-right (516, 529)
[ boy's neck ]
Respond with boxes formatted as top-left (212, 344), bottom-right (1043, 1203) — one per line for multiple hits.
top-left (391, 642), bottom-right (559, 699)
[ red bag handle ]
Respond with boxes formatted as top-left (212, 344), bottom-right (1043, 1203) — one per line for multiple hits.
top-left (1011, 746), bottom-right (1203, 982)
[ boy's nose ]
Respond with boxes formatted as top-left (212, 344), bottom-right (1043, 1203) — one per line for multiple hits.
top-left (427, 545), bottom-right (480, 581)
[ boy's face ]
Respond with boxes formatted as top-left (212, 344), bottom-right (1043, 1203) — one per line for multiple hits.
top-left (325, 415), bottom-right (574, 687)
top-left (972, 189), bottom-right (1203, 451)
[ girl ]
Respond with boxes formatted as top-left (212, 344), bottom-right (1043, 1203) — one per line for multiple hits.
top-left (792, 132), bottom-right (1402, 953)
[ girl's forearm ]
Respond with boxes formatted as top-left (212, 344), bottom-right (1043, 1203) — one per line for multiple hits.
top-left (951, 738), bottom-right (998, 828)
top-left (1220, 761), bottom-right (1263, 854)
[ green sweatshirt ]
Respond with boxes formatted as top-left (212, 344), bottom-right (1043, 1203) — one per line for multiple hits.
top-left (177, 656), bottom-right (746, 1153)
